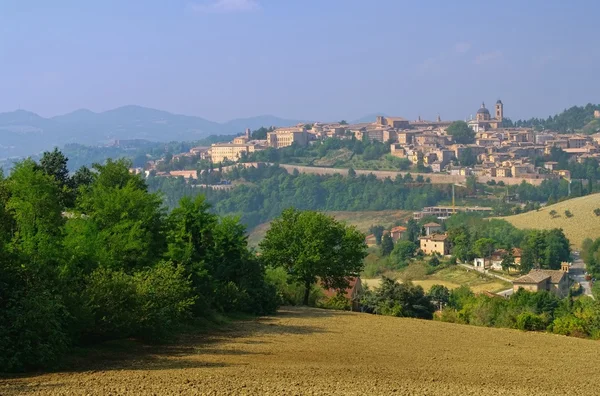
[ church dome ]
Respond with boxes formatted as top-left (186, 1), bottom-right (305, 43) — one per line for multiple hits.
top-left (477, 102), bottom-right (490, 114)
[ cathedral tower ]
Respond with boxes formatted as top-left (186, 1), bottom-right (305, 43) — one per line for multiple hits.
top-left (495, 100), bottom-right (503, 121)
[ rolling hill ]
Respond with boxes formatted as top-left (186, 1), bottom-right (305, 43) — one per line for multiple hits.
top-left (0, 106), bottom-right (304, 159)
top-left (503, 193), bottom-right (600, 248)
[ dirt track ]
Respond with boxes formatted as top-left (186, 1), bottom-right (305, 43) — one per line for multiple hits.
top-left (3, 307), bottom-right (600, 395)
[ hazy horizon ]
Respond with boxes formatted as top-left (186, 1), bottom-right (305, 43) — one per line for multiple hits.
top-left (2, 0), bottom-right (599, 122)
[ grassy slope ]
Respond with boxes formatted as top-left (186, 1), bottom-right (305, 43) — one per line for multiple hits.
top-left (503, 193), bottom-right (600, 248)
top-left (247, 210), bottom-right (413, 247)
top-left (6, 307), bottom-right (600, 395)
top-left (363, 263), bottom-right (511, 294)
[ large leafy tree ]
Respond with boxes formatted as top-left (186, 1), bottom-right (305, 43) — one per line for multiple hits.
top-left (447, 121), bottom-right (475, 144)
top-left (260, 208), bottom-right (367, 305)
top-left (76, 159), bottom-right (165, 271)
top-left (7, 159), bottom-right (65, 268)
top-left (473, 238), bottom-right (495, 259)
top-left (391, 240), bottom-right (417, 264)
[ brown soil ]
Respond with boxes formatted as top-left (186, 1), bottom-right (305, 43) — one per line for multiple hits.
top-left (2, 307), bottom-right (600, 395)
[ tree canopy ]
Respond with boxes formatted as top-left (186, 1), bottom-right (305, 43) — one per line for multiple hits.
top-left (259, 209), bottom-right (367, 305)
top-left (446, 121), bottom-right (475, 144)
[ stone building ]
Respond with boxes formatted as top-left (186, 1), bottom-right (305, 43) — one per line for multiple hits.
top-left (267, 127), bottom-right (309, 148)
top-left (512, 263), bottom-right (571, 297)
top-left (209, 142), bottom-right (263, 164)
top-left (419, 234), bottom-right (450, 255)
top-left (468, 100), bottom-right (504, 132)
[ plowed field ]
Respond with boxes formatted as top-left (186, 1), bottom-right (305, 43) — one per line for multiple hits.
top-left (3, 307), bottom-right (600, 395)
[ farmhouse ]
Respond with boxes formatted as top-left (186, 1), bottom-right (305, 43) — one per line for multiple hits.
top-left (419, 234), bottom-right (451, 256)
top-left (473, 248), bottom-right (522, 272)
top-left (390, 226), bottom-right (407, 241)
top-left (512, 262), bottom-right (570, 297)
top-left (322, 277), bottom-right (363, 311)
top-left (365, 234), bottom-right (377, 247)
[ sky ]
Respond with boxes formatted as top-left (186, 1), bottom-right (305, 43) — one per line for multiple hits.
top-left (1, 0), bottom-right (599, 122)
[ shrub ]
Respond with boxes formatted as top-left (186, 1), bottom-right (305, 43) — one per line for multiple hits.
top-left (213, 281), bottom-right (251, 314)
top-left (552, 316), bottom-right (588, 337)
top-left (516, 312), bottom-right (546, 331)
top-left (133, 262), bottom-right (197, 341)
top-left (594, 208), bottom-right (600, 217)
top-left (318, 294), bottom-right (351, 311)
top-left (83, 267), bottom-right (139, 341)
top-left (265, 267), bottom-right (322, 306)
top-left (0, 283), bottom-right (69, 372)
top-left (84, 263), bottom-right (196, 343)
top-left (564, 210), bottom-right (573, 218)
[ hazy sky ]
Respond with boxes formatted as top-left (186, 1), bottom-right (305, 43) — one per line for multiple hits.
top-left (1, 0), bottom-right (599, 122)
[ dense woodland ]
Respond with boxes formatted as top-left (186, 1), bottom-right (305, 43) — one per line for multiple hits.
top-left (504, 103), bottom-right (600, 132)
top-left (147, 165), bottom-right (453, 229)
top-left (0, 150), bottom-right (278, 372)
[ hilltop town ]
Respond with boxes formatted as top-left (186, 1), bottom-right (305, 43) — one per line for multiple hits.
top-left (140, 102), bottom-right (600, 185)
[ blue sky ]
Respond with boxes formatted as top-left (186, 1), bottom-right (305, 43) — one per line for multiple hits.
top-left (1, 0), bottom-right (598, 122)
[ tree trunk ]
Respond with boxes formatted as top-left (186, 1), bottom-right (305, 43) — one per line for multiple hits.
top-left (303, 281), bottom-right (311, 306)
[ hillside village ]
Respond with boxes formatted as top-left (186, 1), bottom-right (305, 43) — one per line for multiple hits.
top-left (138, 102), bottom-right (600, 185)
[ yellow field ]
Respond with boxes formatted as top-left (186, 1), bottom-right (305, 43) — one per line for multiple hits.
top-left (248, 210), bottom-right (413, 246)
top-left (5, 307), bottom-right (600, 395)
top-left (503, 193), bottom-right (600, 248)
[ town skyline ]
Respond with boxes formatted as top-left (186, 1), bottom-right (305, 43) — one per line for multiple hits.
top-left (2, 0), bottom-right (599, 122)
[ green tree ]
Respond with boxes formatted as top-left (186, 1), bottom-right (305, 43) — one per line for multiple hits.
top-left (447, 226), bottom-right (471, 262)
top-left (380, 233), bottom-right (394, 256)
top-left (76, 159), bottom-right (165, 271)
top-left (458, 147), bottom-right (477, 166)
top-left (447, 121), bottom-right (475, 144)
top-left (391, 240), bottom-right (417, 264)
top-left (368, 225), bottom-right (385, 245)
top-left (500, 250), bottom-right (515, 273)
top-left (7, 159), bottom-right (65, 267)
top-left (473, 238), bottom-right (495, 259)
top-left (428, 284), bottom-right (450, 310)
top-left (260, 209), bottom-right (367, 305)
top-left (39, 148), bottom-right (70, 188)
top-left (361, 277), bottom-right (435, 319)
top-left (405, 219), bottom-right (420, 243)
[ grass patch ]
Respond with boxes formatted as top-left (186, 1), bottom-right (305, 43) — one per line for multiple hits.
top-left (363, 261), bottom-right (511, 294)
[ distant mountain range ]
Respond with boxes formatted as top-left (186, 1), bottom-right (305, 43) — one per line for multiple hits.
top-left (0, 106), bottom-right (306, 158)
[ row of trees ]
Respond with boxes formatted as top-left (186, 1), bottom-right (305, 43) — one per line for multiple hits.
top-left (438, 285), bottom-right (600, 337)
top-left (243, 136), bottom-right (393, 165)
top-left (146, 165), bottom-right (455, 229)
top-left (0, 150), bottom-right (279, 372)
top-left (361, 279), bottom-right (600, 339)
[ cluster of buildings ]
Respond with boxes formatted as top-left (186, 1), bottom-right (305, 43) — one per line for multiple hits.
top-left (205, 127), bottom-right (311, 164)
top-left (139, 101), bottom-right (600, 187)
top-left (418, 229), bottom-right (571, 297)
top-left (202, 100), bottom-right (600, 183)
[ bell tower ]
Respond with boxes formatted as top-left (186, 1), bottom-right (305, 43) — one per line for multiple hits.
top-left (495, 100), bottom-right (504, 121)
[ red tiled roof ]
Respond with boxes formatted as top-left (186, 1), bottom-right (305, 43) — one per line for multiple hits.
top-left (391, 226), bottom-right (407, 233)
top-left (322, 277), bottom-right (361, 300)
